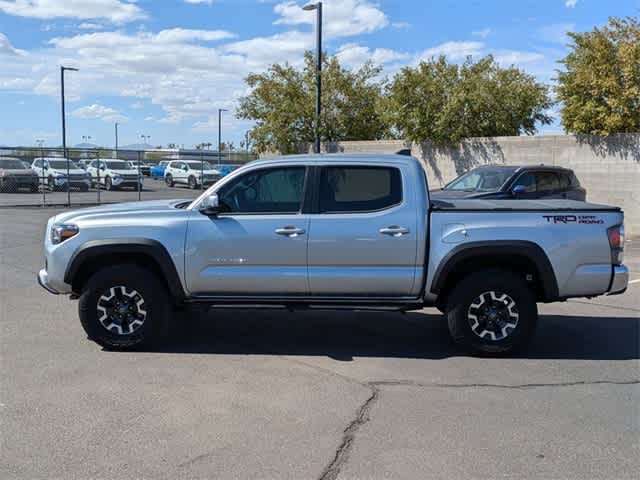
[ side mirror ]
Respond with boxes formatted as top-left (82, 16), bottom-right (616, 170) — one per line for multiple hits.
top-left (512, 185), bottom-right (527, 196)
top-left (182, 165), bottom-right (189, 171)
top-left (100, 165), bottom-right (106, 171)
top-left (199, 193), bottom-right (221, 216)
top-left (43, 164), bottom-right (48, 170)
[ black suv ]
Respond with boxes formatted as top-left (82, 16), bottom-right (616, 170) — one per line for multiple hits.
top-left (430, 165), bottom-right (586, 201)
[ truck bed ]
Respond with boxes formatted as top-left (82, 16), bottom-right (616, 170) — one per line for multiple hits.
top-left (430, 198), bottom-right (621, 212)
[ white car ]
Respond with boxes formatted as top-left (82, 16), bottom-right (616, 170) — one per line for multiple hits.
top-left (164, 160), bottom-right (221, 189)
top-left (86, 159), bottom-right (143, 191)
top-left (31, 157), bottom-right (92, 191)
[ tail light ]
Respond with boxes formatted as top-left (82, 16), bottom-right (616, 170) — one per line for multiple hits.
top-left (607, 224), bottom-right (624, 265)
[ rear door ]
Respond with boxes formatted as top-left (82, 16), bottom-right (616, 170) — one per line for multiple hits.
top-left (307, 164), bottom-right (418, 297)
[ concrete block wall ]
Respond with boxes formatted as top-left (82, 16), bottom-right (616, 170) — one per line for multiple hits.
top-left (321, 135), bottom-right (640, 238)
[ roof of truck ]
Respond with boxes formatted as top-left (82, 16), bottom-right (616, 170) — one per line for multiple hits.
top-left (252, 153), bottom-right (419, 165)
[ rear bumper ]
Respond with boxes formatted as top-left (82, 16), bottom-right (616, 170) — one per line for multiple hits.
top-left (608, 265), bottom-right (629, 295)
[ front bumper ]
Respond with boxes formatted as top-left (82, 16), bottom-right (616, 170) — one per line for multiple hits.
top-left (608, 265), bottom-right (629, 295)
top-left (38, 269), bottom-right (60, 295)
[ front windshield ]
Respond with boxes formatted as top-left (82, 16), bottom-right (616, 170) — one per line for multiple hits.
top-left (445, 168), bottom-right (515, 192)
top-left (105, 161), bottom-right (133, 170)
top-left (186, 161), bottom-right (213, 170)
top-left (48, 160), bottom-right (79, 169)
top-left (0, 159), bottom-right (28, 169)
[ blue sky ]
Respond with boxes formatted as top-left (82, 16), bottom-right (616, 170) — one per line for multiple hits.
top-left (0, 0), bottom-right (637, 148)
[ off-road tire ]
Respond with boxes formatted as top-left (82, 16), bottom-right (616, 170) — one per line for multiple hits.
top-left (78, 264), bottom-right (171, 350)
top-left (445, 269), bottom-right (538, 356)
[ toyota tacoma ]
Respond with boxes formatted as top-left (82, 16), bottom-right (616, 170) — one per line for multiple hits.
top-left (38, 154), bottom-right (629, 355)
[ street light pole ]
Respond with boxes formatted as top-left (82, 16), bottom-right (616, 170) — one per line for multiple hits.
top-left (114, 122), bottom-right (119, 159)
top-left (61, 65), bottom-right (78, 206)
top-left (303, 1), bottom-right (322, 154)
top-left (218, 108), bottom-right (228, 166)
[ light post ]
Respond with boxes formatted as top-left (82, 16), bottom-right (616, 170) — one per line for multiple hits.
top-left (218, 108), bottom-right (228, 166)
top-left (303, 1), bottom-right (322, 154)
top-left (82, 135), bottom-right (92, 143)
top-left (114, 122), bottom-right (119, 159)
top-left (140, 134), bottom-right (151, 145)
top-left (61, 65), bottom-right (78, 206)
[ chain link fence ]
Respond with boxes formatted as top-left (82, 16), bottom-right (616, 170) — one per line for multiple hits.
top-left (0, 147), bottom-right (255, 207)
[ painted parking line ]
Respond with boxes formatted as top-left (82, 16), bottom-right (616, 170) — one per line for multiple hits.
top-left (628, 278), bottom-right (640, 285)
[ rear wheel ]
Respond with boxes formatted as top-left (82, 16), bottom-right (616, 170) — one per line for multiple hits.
top-left (78, 264), bottom-right (171, 350)
top-left (47, 175), bottom-right (55, 192)
top-left (445, 269), bottom-right (538, 356)
top-left (105, 176), bottom-right (113, 191)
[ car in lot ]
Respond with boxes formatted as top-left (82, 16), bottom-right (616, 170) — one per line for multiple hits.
top-left (31, 157), bottom-right (92, 191)
top-left (37, 153), bottom-right (628, 356)
top-left (164, 160), bottom-right (221, 189)
top-left (430, 165), bottom-right (586, 201)
top-left (0, 156), bottom-right (39, 192)
top-left (150, 161), bottom-right (169, 179)
top-left (86, 159), bottom-right (143, 191)
top-left (126, 160), bottom-right (151, 176)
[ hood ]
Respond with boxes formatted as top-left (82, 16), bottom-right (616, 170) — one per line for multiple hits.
top-left (107, 169), bottom-right (140, 175)
top-left (0, 168), bottom-right (37, 176)
top-left (48, 168), bottom-right (87, 176)
top-left (429, 188), bottom-right (501, 199)
top-left (54, 199), bottom-right (190, 224)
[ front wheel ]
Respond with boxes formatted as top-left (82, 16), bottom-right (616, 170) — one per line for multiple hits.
top-left (78, 264), bottom-right (170, 350)
top-left (445, 269), bottom-right (538, 356)
top-left (188, 175), bottom-right (197, 190)
top-left (105, 177), bottom-right (114, 191)
top-left (165, 174), bottom-right (174, 187)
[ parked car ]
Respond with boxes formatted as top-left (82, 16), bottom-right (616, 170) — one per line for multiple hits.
top-left (127, 160), bottom-right (151, 176)
top-left (31, 157), bottom-right (92, 191)
top-left (86, 159), bottom-right (143, 191)
top-left (0, 157), bottom-right (39, 192)
top-left (430, 165), bottom-right (586, 201)
top-left (150, 160), bottom-right (169, 179)
top-left (216, 163), bottom-right (240, 177)
top-left (38, 153), bottom-right (628, 355)
top-left (164, 160), bottom-right (221, 189)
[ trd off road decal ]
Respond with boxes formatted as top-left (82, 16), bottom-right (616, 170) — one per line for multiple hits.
top-left (542, 215), bottom-right (604, 224)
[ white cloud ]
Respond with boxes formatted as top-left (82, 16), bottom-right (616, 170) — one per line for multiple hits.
top-left (472, 28), bottom-right (491, 39)
top-left (335, 43), bottom-right (409, 69)
top-left (78, 22), bottom-right (105, 30)
top-left (417, 41), bottom-right (484, 62)
top-left (130, 101), bottom-right (143, 109)
top-left (223, 30), bottom-right (313, 68)
top-left (0, 0), bottom-right (146, 24)
top-left (0, 32), bottom-right (26, 56)
top-left (273, 0), bottom-right (388, 39)
top-left (153, 28), bottom-right (235, 43)
top-left (72, 104), bottom-right (128, 122)
top-left (565, 0), bottom-right (578, 8)
top-left (391, 22), bottom-right (411, 29)
top-left (184, 0), bottom-right (212, 3)
top-left (494, 50), bottom-right (545, 66)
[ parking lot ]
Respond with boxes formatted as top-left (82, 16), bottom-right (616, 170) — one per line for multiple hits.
top-left (0, 207), bottom-right (638, 479)
top-left (0, 176), bottom-right (203, 207)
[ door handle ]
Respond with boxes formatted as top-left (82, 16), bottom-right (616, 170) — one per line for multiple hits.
top-left (275, 226), bottom-right (306, 237)
top-left (379, 226), bottom-right (410, 237)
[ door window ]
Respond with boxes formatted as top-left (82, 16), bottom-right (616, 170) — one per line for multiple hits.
top-left (218, 166), bottom-right (306, 214)
top-left (513, 172), bottom-right (536, 192)
top-left (535, 172), bottom-right (560, 192)
top-left (318, 166), bottom-right (402, 213)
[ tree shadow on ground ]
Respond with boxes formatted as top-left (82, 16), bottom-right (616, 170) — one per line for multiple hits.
top-left (575, 133), bottom-right (640, 163)
top-left (145, 308), bottom-right (639, 361)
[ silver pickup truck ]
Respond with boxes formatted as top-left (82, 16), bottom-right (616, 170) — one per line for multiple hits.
top-left (38, 154), bottom-right (629, 355)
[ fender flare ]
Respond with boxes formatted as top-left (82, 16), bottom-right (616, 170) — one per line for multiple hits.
top-left (64, 238), bottom-right (186, 300)
top-left (430, 240), bottom-right (559, 301)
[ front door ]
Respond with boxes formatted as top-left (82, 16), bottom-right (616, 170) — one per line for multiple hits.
top-left (307, 164), bottom-right (419, 297)
top-left (185, 166), bottom-right (309, 296)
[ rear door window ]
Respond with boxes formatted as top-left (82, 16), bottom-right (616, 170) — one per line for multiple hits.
top-left (318, 166), bottom-right (402, 213)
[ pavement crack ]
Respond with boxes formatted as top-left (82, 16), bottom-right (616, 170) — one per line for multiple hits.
top-left (370, 379), bottom-right (640, 390)
top-left (318, 385), bottom-right (379, 480)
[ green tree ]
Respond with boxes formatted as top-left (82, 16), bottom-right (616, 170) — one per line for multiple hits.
top-left (237, 52), bottom-right (390, 154)
top-left (381, 55), bottom-right (553, 146)
top-left (557, 17), bottom-right (640, 135)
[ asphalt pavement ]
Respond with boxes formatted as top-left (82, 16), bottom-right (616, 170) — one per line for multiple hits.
top-left (0, 207), bottom-right (638, 479)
